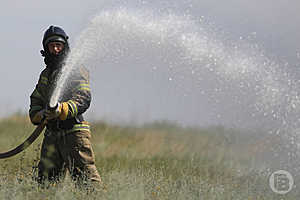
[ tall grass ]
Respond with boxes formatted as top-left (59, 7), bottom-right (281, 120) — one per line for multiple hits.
top-left (0, 114), bottom-right (297, 199)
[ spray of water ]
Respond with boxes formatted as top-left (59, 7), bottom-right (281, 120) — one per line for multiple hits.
top-left (50, 6), bottom-right (300, 171)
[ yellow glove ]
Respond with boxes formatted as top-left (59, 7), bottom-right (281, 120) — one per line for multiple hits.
top-left (59, 102), bottom-right (69, 120)
top-left (45, 102), bottom-right (69, 120)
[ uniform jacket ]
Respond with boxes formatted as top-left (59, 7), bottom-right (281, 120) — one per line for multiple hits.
top-left (29, 66), bottom-right (91, 133)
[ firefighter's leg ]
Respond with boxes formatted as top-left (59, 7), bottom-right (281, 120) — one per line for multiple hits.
top-left (60, 130), bottom-right (101, 186)
top-left (38, 130), bottom-right (66, 185)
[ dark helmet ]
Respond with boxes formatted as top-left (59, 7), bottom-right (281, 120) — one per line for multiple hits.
top-left (42, 25), bottom-right (69, 51)
top-left (41, 25), bottom-right (70, 68)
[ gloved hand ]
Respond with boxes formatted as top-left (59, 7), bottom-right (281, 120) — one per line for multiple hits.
top-left (44, 102), bottom-right (62, 120)
top-left (32, 109), bottom-right (46, 124)
top-left (44, 102), bottom-right (69, 121)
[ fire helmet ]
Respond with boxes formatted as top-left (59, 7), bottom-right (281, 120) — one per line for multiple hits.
top-left (41, 25), bottom-right (70, 67)
top-left (42, 25), bottom-right (69, 52)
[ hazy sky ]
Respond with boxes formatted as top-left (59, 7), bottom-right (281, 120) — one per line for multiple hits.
top-left (1, 0), bottom-right (300, 126)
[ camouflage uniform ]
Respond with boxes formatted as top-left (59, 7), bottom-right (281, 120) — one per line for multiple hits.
top-left (29, 66), bottom-right (101, 185)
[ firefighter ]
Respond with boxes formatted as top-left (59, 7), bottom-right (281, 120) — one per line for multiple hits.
top-left (29, 25), bottom-right (101, 188)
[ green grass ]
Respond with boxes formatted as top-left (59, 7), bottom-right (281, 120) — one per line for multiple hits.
top-left (0, 114), bottom-right (297, 199)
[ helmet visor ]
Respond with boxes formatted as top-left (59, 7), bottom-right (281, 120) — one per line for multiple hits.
top-left (44, 35), bottom-right (66, 46)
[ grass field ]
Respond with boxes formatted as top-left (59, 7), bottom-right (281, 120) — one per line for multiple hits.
top-left (0, 113), bottom-right (297, 199)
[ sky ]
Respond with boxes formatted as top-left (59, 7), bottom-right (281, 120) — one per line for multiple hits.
top-left (1, 0), bottom-right (300, 126)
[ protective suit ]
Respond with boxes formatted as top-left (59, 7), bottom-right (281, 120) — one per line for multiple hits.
top-left (29, 25), bottom-right (101, 185)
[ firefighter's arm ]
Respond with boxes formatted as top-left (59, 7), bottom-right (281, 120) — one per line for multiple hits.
top-left (29, 87), bottom-right (45, 125)
top-left (29, 71), bottom-right (49, 125)
top-left (58, 68), bottom-right (91, 120)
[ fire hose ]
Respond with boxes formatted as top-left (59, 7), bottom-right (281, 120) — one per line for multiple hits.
top-left (0, 119), bottom-right (46, 159)
top-left (0, 104), bottom-right (58, 159)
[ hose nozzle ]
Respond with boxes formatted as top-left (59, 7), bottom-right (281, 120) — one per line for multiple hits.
top-left (47, 101), bottom-right (59, 111)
